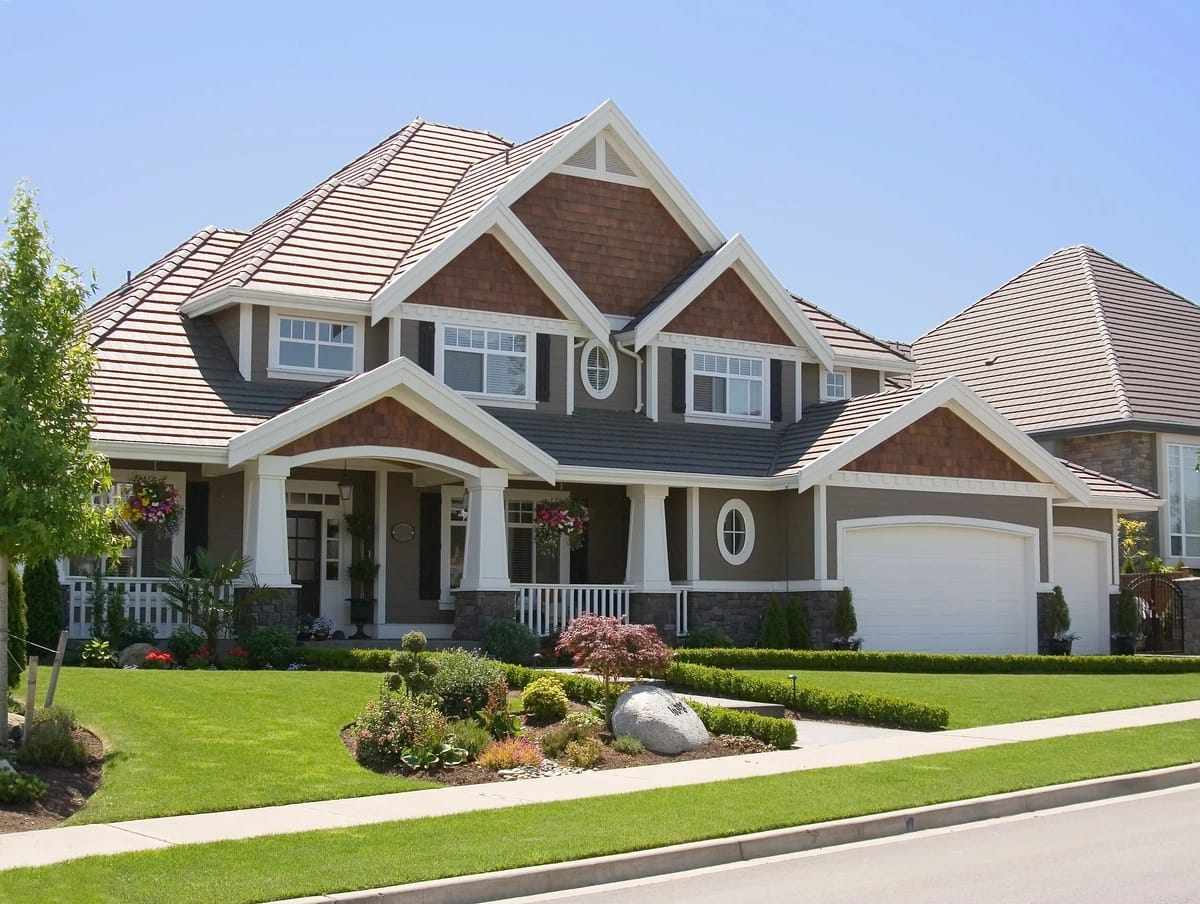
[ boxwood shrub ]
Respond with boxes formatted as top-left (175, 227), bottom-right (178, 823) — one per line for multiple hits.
top-left (502, 664), bottom-right (603, 703)
top-left (667, 662), bottom-right (949, 731)
top-left (674, 648), bottom-right (1200, 674)
top-left (686, 701), bottom-right (797, 749)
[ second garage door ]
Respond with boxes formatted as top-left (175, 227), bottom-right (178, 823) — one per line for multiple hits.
top-left (839, 520), bottom-right (1038, 654)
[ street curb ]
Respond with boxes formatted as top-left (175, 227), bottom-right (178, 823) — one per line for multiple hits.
top-left (276, 762), bottom-right (1200, 904)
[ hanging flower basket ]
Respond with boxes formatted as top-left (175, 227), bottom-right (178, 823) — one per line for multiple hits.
top-left (534, 500), bottom-right (589, 556)
top-left (121, 475), bottom-right (182, 536)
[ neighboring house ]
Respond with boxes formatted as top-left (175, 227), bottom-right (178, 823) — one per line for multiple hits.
top-left (75, 102), bottom-right (1153, 656)
top-left (913, 245), bottom-right (1194, 566)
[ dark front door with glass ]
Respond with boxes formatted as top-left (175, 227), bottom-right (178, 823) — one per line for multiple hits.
top-left (287, 510), bottom-right (321, 620)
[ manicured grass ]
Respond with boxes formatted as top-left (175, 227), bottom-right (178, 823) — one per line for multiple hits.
top-left (743, 669), bottom-right (1200, 728)
top-left (44, 668), bottom-right (435, 824)
top-left (3, 720), bottom-right (1198, 904)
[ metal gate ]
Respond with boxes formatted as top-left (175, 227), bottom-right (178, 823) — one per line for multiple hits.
top-left (1125, 574), bottom-right (1185, 654)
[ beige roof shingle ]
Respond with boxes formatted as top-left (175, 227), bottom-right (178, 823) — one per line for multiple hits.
top-left (913, 246), bottom-right (1200, 434)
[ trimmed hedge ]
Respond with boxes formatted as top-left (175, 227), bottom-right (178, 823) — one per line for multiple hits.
top-left (502, 664), bottom-right (603, 704)
top-left (674, 647), bottom-right (1200, 675)
top-left (686, 701), bottom-right (797, 749)
top-left (667, 662), bottom-right (949, 731)
top-left (291, 646), bottom-right (397, 672)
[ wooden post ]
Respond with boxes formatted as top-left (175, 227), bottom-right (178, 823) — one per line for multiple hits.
top-left (21, 656), bottom-right (38, 748)
top-left (44, 629), bottom-right (69, 708)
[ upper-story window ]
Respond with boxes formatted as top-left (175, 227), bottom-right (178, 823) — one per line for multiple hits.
top-left (693, 352), bottom-right (764, 418)
top-left (823, 368), bottom-right (850, 401)
top-left (443, 326), bottom-right (529, 399)
top-left (271, 313), bottom-right (360, 380)
top-left (581, 339), bottom-right (617, 399)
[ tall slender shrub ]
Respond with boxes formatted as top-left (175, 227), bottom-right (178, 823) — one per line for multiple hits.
top-left (786, 597), bottom-right (810, 650)
top-left (23, 558), bottom-right (63, 655)
top-left (833, 586), bottom-right (858, 641)
top-left (759, 599), bottom-right (789, 649)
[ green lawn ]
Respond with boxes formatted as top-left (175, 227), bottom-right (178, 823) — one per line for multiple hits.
top-left (45, 668), bottom-right (435, 824)
top-left (3, 720), bottom-right (1198, 904)
top-left (744, 669), bottom-right (1200, 728)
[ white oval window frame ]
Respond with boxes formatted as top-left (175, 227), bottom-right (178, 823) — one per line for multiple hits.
top-left (581, 339), bottom-right (618, 400)
top-left (716, 498), bottom-right (755, 566)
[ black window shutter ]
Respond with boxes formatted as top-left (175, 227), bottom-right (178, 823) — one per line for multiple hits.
top-left (417, 321), bottom-right (436, 374)
top-left (184, 481), bottom-right (210, 560)
top-left (535, 333), bottom-right (551, 402)
top-left (418, 493), bottom-right (441, 601)
top-left (671, 348), bottom-right (686, 413)
top-left (770, 359), bottom-right (783, 422)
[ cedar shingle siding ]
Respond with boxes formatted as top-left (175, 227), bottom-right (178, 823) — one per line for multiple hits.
top-left (511, 173), bottom-right (702, 317)
top-left (664, 270), bottom-right (792, 345)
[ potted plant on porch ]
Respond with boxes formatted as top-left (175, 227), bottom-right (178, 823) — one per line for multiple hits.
top-left (830, 586), bottom-right (862, 651)
top-left (1045, 585), bottom-right (1078, 655)
top-left (1111, 583), bottom-right (1139, 655)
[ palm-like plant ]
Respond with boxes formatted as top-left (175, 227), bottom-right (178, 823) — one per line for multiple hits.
top-left (161, 549), bottom-right (282, 666)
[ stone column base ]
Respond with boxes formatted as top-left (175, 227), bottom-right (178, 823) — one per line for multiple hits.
top-left (240, 586), bottom-right (300, 642)
top-left (453, 590), bottom-right (519, 641)
top-left (629, 592), bottom-right (678, 644)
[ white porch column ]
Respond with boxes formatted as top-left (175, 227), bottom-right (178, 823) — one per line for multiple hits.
top-left (242, 456), bottom-right (294, 586)
top-left (375, 469), bottom-right (389, 626)
top-left (460, 468), bottom-right (510, 591)
top-left (626, 484), bottom-right (671, 591)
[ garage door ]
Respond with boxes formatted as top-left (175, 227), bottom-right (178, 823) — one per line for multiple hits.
top-left (840, 521), bottom-right (1036, 654)
top-left (1052, 531), bottom-right (1110, 656)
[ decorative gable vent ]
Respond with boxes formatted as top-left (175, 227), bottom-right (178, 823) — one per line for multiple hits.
top-left (564, 141), bottom-right (598, 170)
top-left (603, 139), bottom-right (636, 177)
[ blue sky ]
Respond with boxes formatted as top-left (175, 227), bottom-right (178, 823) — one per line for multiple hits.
top-left (1, 0), bottom-right (1196, 341)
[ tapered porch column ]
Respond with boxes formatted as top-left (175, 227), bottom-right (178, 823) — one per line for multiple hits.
top-left (242, 456), bottom-right (294, 586)
top-left (460, 468), bottom-right (510, 591)
top-left (625, 484), bottom-right (671, 591)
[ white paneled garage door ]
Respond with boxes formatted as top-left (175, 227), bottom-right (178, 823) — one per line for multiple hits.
top-left (1052, 530), bottom-right (1111, 656)
top-left (840, 519), bottom-right (1037, 654)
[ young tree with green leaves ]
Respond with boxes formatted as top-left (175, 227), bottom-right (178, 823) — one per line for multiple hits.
top-left (0, 184), bottom-right (118, 740)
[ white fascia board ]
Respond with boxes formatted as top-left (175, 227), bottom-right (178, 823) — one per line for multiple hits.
top-left (94, 440), bottom-right (227, 465)
top-left (494, 100), bottom-right (725, 251)
top-left (182, 286), bottom-right (371, 319)
top-left (226, 357), bottom-right (557, 483)
top-left (629, 235), bottom-right (836, 370)
top-left (794, 378), bottom-right (1092, 503)
top-left (833, 353), bottom-right (919, 374)
top-left (555, 464), bottom-right (792, 491)
top-left (1059, 495), bottom-right (1166, 510)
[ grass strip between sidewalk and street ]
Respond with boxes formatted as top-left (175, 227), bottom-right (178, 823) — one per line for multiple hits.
top-left (4, 719), bottom-right (1199, 904)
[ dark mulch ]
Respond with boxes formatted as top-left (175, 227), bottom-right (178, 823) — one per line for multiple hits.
top-left (0, 728), bottom-right (104, 834)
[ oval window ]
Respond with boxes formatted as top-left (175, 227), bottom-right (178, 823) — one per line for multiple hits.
top-left (582, 340), bottom-right (617, 399)
top-left (716, 499), bottom-right (755, 566)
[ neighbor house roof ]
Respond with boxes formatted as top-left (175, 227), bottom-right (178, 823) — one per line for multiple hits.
top-left (913, 245), bottom-right (1200, 435)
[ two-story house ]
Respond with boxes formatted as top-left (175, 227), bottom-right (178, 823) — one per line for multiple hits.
top-left (77, 102), bottom-right (1154, 655)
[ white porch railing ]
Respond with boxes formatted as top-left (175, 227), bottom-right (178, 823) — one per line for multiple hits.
top-left (66, 577), bottom-right (187, 640)
top-left (514, 584), bottom-right (631, 636)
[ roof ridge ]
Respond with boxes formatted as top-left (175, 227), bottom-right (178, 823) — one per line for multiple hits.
top-left (88, 227), bottom-right (220, 346)
top-left (225, 182), bottom-right (338, 289)
top-left (1078, 245), bottom-right (1133, 419)
top-left (1079, 245), bottom-right (1199, 309)
top-left (348, 120), bottom-right (423, 188)
top-left (791, 292), bottom-right (911, 361)
top-left (414, 120), bottom-right (514, 145)
top-left (913, 246), bottom-right (1079, 344)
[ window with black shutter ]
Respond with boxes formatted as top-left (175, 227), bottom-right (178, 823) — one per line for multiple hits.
top-left (671, 348), bottom-right (686, 413)
top-left (770, 359), bottom-right (783, 422)
top-left (535, 334), bottom-right (551, 402)
top-left (417, 321), bottom-right (436, 374)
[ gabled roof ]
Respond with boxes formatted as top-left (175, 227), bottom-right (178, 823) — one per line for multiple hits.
top-left (794, 297), bottom-right (915, 370)
top-left (1059, 460), bottom-right (1162, 508)
top-left (86, 229), bottom-right (314, 455)
top-left (913, 245), bottom-right (1200, 434)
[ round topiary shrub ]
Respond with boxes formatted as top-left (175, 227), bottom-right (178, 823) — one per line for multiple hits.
top-left (430, 650), bottom-right (507, 720)
top-left (522, 676), bottom-right (569, 721)
top-left (481, 619), bottom-right (539, 665)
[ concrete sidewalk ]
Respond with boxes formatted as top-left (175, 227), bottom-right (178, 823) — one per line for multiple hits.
top-left (2, 700), bottom-right (1199, 871)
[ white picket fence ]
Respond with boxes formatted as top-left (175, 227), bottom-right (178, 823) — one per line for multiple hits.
top-left (514, 584), bottom-right (631, 636)
top-left (65, 577), bottom-right (187, 639)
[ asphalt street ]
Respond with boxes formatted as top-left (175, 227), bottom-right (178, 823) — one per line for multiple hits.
top-left (479, 784), bottom-right (1200, 904)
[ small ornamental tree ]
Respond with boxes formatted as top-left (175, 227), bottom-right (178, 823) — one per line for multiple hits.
top-left (759, 599), bottom-right (789, 649)
top-left (1047, 585), bottom-right (1073, 641)
top-left (555, 614), bottom-right (674, 726)
top-left (0, 185), bottom-right (121, 739)
top-left (833, 586), bottom-right (858, 641)
top-left (786, 597), bottom-right (811, 650)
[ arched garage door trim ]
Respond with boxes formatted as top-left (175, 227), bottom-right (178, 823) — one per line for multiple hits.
top-left (836, 516), bottom-right (1040, 654)
top-left (1052, 527), bottom-right (1114, 656)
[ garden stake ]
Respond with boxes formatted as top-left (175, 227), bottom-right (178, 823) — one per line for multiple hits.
top-left (44, 629), bottom-right (69, 708)
top-left (22, 656), bottom-right (38, 748)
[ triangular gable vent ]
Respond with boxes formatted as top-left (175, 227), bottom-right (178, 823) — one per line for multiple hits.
top-left (603, 139), bottom-right (636, 176)
top-left (564, 141), bottom-right (598, 170)
top-left (557, 133), bottom-right (643, 185)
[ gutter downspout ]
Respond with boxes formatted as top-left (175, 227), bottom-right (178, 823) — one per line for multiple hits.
top-left (616, 342), bottom-right (644, 413)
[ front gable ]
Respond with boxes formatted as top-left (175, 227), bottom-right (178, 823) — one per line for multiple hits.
top-left (510, 172), bottom-right (703, 318)
top-left (842, 408), bottom-right (1038, 482)
top-left (406, 234), bottom-right (565, 320)
top-left (271, 396), bottom-right (494, 467)
top-left (663, 269), bottom-right (792, 346)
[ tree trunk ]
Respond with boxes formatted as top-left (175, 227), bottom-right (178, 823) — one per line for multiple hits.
top-left (1, 553), bottom-right (9, 746)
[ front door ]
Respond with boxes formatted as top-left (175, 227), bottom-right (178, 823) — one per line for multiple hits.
top-left (287, 510), bottom-right (321, 620)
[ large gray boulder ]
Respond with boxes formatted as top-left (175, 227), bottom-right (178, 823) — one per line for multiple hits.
top-left (610, 685), bottom-right (709, 754)
top-left (119, 643), bottom-right (156, 668)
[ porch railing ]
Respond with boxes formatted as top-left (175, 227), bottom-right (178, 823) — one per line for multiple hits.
top-left (514, 584), bottom-right (631, 636)
top-left (66, 577), bottom-right (186, 640)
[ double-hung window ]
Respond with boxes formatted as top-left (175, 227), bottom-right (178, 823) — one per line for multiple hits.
top-left (1167, 443), bottom-right (1200, 558)
top-left (277, 317), bottom-right (356, 374)
top-left (692, 352), bottom-right (764, 418)
top-left (443, 326), bottom-right (528, 399)
top-left (824, 369), bottom-right (849, 401)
